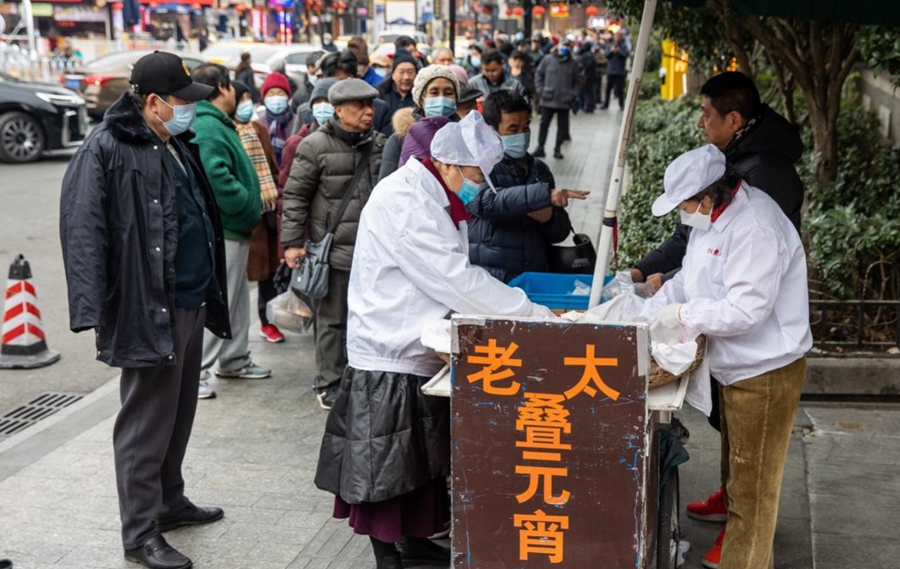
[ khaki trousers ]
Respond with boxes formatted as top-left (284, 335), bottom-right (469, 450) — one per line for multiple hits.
top-left (719, 356), bottom-right (807, 569)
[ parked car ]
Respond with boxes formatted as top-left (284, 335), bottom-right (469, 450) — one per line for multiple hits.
top-left (258, 45), bottom-right (321, 87)
top-left (0, 71), bottom-right (87, 163)
top-left (63, 51), bottom-right (206, 121)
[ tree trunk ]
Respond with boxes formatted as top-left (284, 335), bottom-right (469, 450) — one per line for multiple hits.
top-left (808, 105), bottom-right (839, 191)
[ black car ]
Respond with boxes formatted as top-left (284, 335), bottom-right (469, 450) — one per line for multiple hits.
top-left (0, 71), bottom-right (88, 164)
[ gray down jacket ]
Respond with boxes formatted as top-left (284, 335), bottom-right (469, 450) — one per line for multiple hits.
top-left (281, 119), bottom-right (385, 271)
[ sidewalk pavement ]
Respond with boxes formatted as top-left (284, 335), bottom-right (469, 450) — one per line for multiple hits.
top-left (2, 110), bottom-right (899, 569)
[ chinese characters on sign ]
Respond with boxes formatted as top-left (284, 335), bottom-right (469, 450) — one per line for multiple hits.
top-left (453, 320), bottom-right (648, 568)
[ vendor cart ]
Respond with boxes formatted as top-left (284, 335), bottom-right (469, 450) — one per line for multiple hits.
top-left (423, 312), bottom-right (693, 569)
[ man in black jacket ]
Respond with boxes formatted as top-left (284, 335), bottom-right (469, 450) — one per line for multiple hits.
top-left (469, 91), bottom-right (588, 282)
top-left (60, 52), bottom-right (231, 569)
top-left (631, 72), bottom-right (805, 292)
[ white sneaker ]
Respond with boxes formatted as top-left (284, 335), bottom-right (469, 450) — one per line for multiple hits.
top-left (198, 380), bottom-right (216, 399)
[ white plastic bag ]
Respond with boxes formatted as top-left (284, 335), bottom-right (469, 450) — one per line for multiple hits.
top-left (266, 291), bottom-right (313, 334)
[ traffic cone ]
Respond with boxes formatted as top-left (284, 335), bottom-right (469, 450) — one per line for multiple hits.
top-left (0, 255), bottom-right (60, 369)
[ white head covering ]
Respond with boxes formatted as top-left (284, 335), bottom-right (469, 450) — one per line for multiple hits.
top-left (430, 111), bottom-right (503, 191)
top-left (651, 144), bottom-right (727, 216)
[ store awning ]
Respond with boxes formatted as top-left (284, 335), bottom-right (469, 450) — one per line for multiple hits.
top-left (730, 0), bottom-right (900, 26)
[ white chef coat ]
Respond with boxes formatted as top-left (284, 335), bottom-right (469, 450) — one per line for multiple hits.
top-left (643, 184), bottom-right (812, 385)
top-left (347, 158), bottom-right (550, 377)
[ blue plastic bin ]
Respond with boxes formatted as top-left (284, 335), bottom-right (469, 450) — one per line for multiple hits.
top-left (507, 273), bottom-right (613, 310)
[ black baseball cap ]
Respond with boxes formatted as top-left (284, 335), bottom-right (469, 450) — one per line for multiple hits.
top-left (130, 51), bottom-right (213, 101)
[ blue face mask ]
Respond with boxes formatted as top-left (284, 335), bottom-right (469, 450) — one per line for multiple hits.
top-left (307, 74), bottom-right (318, 87)
top-left (515, 32), bottom-right (525, 42)
top-left (559, 46), bottom-right (571, 57)
top-left (312, 101), bottom-right (334, 125)
top-left (374, 67), bottom-right (387, 78)
top-left (424, 96), bottom-right (458, 118)
top-left (470, 56), bottom-right (482, 68)
top-left (457, 166), bottom-right (481, 205)
top-left (501, 132), bottom-right (531, 159)
top-left (235, 100), bottom-right (254, 123)
top-left (265, 95), bottom-right (288, 115)
top-left (157, 98), bottom-right (197, 137)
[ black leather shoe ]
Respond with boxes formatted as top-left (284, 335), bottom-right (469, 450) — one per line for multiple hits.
top-left (124, 535), bottom-right (192, 569)
top-left (156, 504), bottom-right (224, 533)
top-left (553, 150), bottom-right (565, 160)
top-left (376, 553), bottom-right (404, 569)
top-left (532, 147), bottom-right (546, 158)
top-left (399, 537), bottom-right (451, 566)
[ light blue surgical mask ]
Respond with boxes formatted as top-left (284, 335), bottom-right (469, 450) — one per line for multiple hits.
top-left (156, 98), bottom-right (197, 137)
top-left (265, 95), bottom-right (288, 115)
top-left (235, 100), bottom-right (254, 123)
top-left (374, 67), bottom-right (387, 78)
top-left (312, 101), bottom-right (334, 125)
top-left (457, 166), bottom-right (481, 205)
top-left (470, 56), bottom-right (482, 68)
top-left (308, 74), bottom-right (318, 87)
top-left (501, 132), bottom-right (531, 159)
top-left (424, 96), bottom-right (457, 118)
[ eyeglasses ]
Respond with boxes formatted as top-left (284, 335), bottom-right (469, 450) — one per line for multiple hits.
top-left (395, 68), bottom-right (417, 77)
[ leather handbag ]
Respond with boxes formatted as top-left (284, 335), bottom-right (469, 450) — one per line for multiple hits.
top-left (547, 233), bottom-right (597, 274)
top-left (291, 144), bottom-right (372, 299)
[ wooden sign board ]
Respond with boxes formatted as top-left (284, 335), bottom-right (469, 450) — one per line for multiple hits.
top-left (451, 318), bottom-right (651, 569)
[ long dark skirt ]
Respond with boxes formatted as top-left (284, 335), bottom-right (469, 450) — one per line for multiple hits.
top-left (333, 477), bottom-right (449, 543)
top-left (316, 366), bottom-right (452, 540)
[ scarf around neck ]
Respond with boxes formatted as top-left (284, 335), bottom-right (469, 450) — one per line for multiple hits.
top-left (265, 107), bottom-right (295, 163)
top-left (421, 157), bottom-right (471, 229)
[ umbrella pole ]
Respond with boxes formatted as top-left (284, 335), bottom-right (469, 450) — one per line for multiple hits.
top-left (588, 0), bottom-right (659, 309)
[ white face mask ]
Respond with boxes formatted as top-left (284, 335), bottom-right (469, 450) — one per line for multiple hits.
top-left (680, 201), bottom-right (712, 231)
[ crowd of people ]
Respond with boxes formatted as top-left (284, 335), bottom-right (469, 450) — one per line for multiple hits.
top-left (57, 27), bottom-right (811, 569)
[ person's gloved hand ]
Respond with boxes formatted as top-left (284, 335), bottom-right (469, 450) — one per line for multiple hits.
top-left (652, 303), bottom-right (683, 330)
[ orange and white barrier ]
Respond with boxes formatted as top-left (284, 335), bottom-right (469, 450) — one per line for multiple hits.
top-left (0, 255), bottom-right (60, 369)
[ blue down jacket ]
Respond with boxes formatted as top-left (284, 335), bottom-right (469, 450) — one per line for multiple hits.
top-left (467, 154), bottom-right (572, 283)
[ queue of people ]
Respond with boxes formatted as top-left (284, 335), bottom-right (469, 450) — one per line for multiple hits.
top-left (57, 27), bottom-right (811, 569)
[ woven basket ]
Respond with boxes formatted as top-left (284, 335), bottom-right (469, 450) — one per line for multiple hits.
top-left (648, 335), bottom-right (706, 389)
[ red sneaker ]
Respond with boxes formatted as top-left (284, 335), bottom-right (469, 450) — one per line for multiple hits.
top-left (701, 527), bottom-right (726, 569)
top-left (686, 488), bottom-right (727, 522)
top-left (260, 324), bottom-right (285, 343)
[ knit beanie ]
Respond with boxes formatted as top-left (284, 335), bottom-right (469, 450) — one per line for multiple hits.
top-left (261, 72), bottom-right (291, 99)
top-left (310, 77), bottom-right (338, 103)
top-left (392, 51), bottom-right (418, 71)
top-left (449, 64), bottom-right (469, 87)
top-left (412, 65), bottom-right (460, 106)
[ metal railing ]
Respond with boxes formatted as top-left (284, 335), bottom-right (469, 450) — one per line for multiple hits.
top-left (809, 299), bottom-right (900, 350)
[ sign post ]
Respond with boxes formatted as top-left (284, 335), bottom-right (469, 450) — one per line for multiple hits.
top-left (451, 318), bottom-right (652, 568)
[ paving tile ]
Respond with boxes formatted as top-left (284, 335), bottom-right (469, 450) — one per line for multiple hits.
top-left (56, 545), bottom-right (131, 569)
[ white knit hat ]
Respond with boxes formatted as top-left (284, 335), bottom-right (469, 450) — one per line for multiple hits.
top-left (430, 111), bottom-right (503, 191)
top-left (412, 65), bottom-right (460, 106)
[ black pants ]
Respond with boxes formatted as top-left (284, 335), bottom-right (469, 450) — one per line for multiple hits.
top-left (605, 74), bottom-right (626, 109)
top-left (313, 269), bottom-right (351, 392)
top-left (114, 306), bottom-right (205, 550)
top-left (708, 374), bottom-right (722, 432)
top-left (538, 107), bottom-right (570, 152)
top-left (257, 272), bottom-right (279, 325)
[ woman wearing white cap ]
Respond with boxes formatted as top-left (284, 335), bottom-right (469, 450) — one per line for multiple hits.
top-left (314, 112), bottom-right (553, 569)
top-left (643, 144), bottom-right (812, 569)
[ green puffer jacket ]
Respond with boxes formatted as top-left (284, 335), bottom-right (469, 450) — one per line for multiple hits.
top-left (191, 100), bottom-right (261, 240)
top-left (281, 118), bottom-right (385, 271)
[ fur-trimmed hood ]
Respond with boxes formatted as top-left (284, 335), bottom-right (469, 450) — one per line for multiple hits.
top-left (391, 107), bottom-right (417, 139)
top-left (104, 91), bottom-right (158, 144)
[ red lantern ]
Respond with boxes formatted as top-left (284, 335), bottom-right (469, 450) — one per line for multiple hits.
top-left (505, 7), bottom-right (513, 16)
top-left (585, 5), bottom-right (599, 16)
top-left (532, 5), bottom-right (545, 16)
top-left (513, 6), bottom-right (524, 16)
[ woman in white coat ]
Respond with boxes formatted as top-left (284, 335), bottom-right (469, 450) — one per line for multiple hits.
top-left (314, 112), bottom-right (553, 569)
top-left (644, 145), bottom-right (812, 569)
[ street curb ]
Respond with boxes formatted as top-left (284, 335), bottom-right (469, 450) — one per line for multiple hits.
top-left (0, 374), bottom-right (120, 481)
top-left (804, 357), bottom-right (900, 396)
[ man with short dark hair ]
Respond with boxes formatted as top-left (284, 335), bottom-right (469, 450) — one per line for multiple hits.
top-left (394, 35), bottom-right (427, 68)
top-left (600, 30), bottom-right (630, 110)
top-left (534, 38), bottom-right (582, 160)
top-left (290, 49), bottom-right (325, 112)
top-left (469, 48), bottom-right (526, 101)
top-left (629, 71), bottom-right (805, 569)
top-left (467, 91), bottom-right (587, 282)
top-left (191, 64), bottom-right (270, 389)
top-left (60, 51), bottom-right (230, 569)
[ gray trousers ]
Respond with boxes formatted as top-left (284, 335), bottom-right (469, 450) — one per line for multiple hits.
top-left (313, 269), bottom-right (350, 391)
top-left (202, 238), bottom-right (251, 373)
top-left (114, 306), bottom-right (205, 550)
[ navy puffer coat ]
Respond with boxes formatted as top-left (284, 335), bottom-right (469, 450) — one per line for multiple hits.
top-left (467, 154), bottom-right (572, 283)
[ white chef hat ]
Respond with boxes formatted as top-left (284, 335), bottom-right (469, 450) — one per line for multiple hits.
top-left (430, 111), bottom-right (503, 192)
top-left (651, 144), bottom-right (727, 216)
